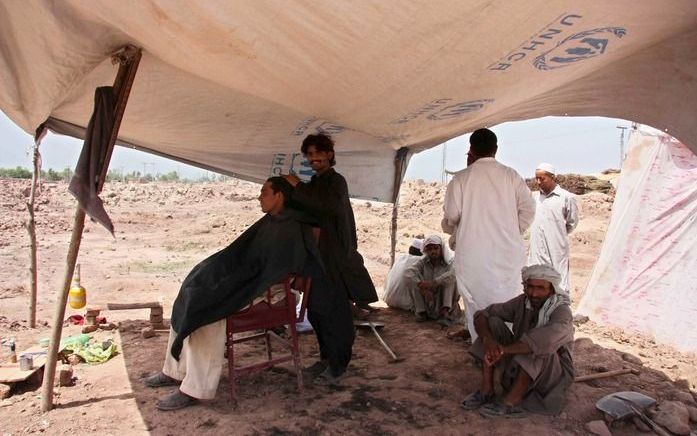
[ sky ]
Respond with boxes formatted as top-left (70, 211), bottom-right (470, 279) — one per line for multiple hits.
top-left (0, 110), bottom-right (632, 182)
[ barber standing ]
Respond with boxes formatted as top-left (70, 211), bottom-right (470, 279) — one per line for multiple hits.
top-left (283, 132), bottom-right (378, 384)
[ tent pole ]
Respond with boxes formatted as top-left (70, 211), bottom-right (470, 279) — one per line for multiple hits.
top-left (389, 148), bottom-right (409, 267)
top-left (26, 125), bottom-right (47, 328)
top-left (41, 46), bottom-right (141, 413)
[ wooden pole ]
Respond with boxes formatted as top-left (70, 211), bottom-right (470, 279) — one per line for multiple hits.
top-left (26, 126), bottom-right (46, 328)
top-left (389, 148), bottom-right (408, 267)
top-left (41, 46), bottom-right (141, 412)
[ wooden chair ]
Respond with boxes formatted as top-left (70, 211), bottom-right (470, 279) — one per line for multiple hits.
top-left (225, 274), bottom-right (312, 403)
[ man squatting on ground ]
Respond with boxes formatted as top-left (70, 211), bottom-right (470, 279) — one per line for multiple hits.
top-left (283, 133), bottom-right (378, 384)
top-left (528, 162), bottom-right (579, 293)
top-left (405, 234), bottom-right (461, 323)
top-left (462, 264), bottom-right (575, 418)
top-left (143, 176), bottom-right (322, 410)
top-left (383, 238), bottom-right (423, 311)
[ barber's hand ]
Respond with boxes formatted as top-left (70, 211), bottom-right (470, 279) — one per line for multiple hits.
top-left (283, 174), bottom-right (301, 187)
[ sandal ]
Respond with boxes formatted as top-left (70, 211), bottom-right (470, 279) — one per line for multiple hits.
top-left (461, 390), bottom-right (494, 410)
top-left (156, 389), bottom-right (198, 411)
top-left (314, 368), bottom-right (347, 386)
top-left (479, 401), bottom-right (529, 419)
top-left (144, 372), bottom-right (181, 388)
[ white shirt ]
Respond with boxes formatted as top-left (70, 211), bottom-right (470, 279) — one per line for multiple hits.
top-left (528, 184), bottom-right (579, 292)
top-left (443, 157), bottom-right (535, 340)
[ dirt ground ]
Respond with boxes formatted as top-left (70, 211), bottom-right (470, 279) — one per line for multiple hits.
top-left (1, 177), bottom-right (696, 435)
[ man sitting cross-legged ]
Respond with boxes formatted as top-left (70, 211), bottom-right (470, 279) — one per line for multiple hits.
top-left (143, 177), bottom-right (321, 411)
top-left (462, 264), bottom-right (575, 418)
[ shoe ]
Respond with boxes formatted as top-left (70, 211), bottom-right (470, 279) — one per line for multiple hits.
top-left (415, 312), bottom-right (428, 322)
top-left (303, 361), bottom-right (327, 376)
top-left (478, 401), bottom-right (529, 419)
top-left (314, 367), bottom-right (347, 386)
top-left (156, 389), bottom-right (198, 411)
top-left (144, 372), bottom-right (181, 388)
top-left (461, 390), bottom-right (494, 410)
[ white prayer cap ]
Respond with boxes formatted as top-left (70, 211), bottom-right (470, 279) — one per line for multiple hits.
top-left (423, 234), bottom-right (443, 248)
top-left (536, 162), bottom-right (556, 175)
top-left (411, 238), bottom-right (423, 250)
top-left (521, 264), bottom-right (564, 295)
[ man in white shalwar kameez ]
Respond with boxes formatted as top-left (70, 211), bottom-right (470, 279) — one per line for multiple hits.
top-left (527, 163), bottom-right (579, 293)
top-left (443, 128), bottom-right (536, 342)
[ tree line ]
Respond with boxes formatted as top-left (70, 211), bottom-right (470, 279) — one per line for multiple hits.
top-left (0, 167), bottom-right (230, 183)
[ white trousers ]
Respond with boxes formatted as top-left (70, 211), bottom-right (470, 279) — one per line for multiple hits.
top-left (162, 320), bottom-right (226, 399)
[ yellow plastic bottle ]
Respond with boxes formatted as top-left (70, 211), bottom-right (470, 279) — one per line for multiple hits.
top-left (68, 264), bottom-right (87, 309)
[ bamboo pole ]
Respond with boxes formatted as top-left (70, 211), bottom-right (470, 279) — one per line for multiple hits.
top-left (389, 148), bottom-right (409, 267)
top-left (41, 46), bottom-right (141, 412)
top-left (26, 126), bottom-right (46, 327)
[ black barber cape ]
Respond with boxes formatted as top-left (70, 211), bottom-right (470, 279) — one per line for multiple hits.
top-left (170, 209), bottom-right (320, 360)
top-left (290, 168), bottom-right (378, 305)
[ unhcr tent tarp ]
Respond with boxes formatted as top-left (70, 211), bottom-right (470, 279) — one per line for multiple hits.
top-left (1, 1), bottom-right (697, 202)
top-left (577, 131), bottom-right (697, 352)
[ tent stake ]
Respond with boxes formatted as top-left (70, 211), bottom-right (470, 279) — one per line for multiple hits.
top-left (40, 46), bottom-right (141, 413)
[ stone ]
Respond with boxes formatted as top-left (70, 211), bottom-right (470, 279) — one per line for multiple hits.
top-left (687, 405), bottom-right (697, 423)
top-left (585, 420), bottom-right (611, 436)
top-left (99, 322), bottom-right (117, 331)
top-left (81, 325), bottom-right (98, 334)
top-left (621, 353), bottom-right (643, 365)
top-left (653, 400), bottom-right (691, 435)
top-left (141, 327), bottom-right (156, 339)
top-left (673, 390), bottom-right (696, 405)
top-left (56, 364), bottom-right (74, 387)
top-left (0, 383), bottom-right (11, 399)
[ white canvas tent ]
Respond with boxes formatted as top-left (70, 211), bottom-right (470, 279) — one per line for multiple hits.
top-left (1, 1), bottom-right (697, 202)
top-left (2, 1), bottom-right (697, 408)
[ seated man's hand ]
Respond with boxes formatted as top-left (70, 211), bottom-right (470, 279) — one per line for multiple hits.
top-left (483, 338), bottom-right (504, 367)
top-left (417, 280), bottom-right (437, 292)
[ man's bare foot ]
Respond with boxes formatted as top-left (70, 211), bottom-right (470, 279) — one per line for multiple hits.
top-left (446, 327), bottom-right (471, 340)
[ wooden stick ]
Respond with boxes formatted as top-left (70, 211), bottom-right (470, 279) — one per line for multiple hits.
top-left (106, 302), bottom-right (161, 310)
top-left (26, 126), bottom-right (46, 328)
top-left (574, 368), bottom-right (639, 382)
top-left (40, 46), bottom-right (141, 413)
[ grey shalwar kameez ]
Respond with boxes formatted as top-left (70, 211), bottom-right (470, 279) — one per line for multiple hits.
top-left (406, 256), bottom-right (461, 320)
top-left (470, 294), bottom-right (575, 415)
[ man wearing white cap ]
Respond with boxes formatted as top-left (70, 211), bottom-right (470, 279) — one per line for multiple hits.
top-left (405, 235), bottom-right (461, 322)
top-left (443, 128), bottom-right (536, 341)
top-left (382, 238), bottom-right (424, 310)
top-left (528, 163), bottom-right (579, 293)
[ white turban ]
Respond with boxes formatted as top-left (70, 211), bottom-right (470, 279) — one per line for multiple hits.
top-left (411, 238), bottom-right (423, 251)
top-left (423, 234), bottom-right (443, 248)
top-left (422, 234), bottom-right (454, 262)
top-left (522, 264), bottom-right (569, 327)
top-left (536, 162), bottom-right (556, 175)
top-left (521, 264), bottom-right (563, 295)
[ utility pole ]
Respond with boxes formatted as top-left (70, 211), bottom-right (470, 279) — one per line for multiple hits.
top-left (616, 126), bottom-right (628, 167)
top-left (441, 141), bottom-right (448, 184)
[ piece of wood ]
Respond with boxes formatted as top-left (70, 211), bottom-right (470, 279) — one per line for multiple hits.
top-left (106, 302), bottom-right (161, 310)
top-left (575, 368), bottom-right (639, 382)
top-left (0, 345), bottom-right (48, 384)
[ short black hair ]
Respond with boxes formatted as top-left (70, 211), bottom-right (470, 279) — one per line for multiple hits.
top-left (469, 128), bottom-right (498, 157)
top-left (301, 133), bottom-right (336, 166)
top-left (266, 176), bottom-right (293, 206)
